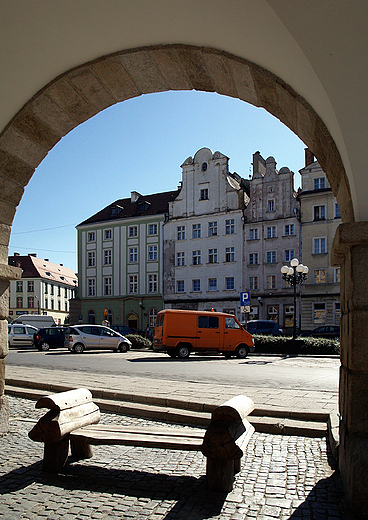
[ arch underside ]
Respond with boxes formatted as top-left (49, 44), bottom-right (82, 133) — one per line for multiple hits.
top-left (0, 44), bottom-right (353, 257)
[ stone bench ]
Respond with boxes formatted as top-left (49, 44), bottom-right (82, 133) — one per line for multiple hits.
top-left (29, 388), bottom-right (254, 492)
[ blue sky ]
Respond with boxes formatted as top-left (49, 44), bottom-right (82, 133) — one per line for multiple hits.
top-left (9, 90), bottom-right (305, 272)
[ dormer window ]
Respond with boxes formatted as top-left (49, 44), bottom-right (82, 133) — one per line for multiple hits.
top-left (202, 162), bottom-right (207, 172)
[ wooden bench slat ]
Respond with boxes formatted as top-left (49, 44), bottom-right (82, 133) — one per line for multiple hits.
top-left (70, 429), bottom-right (204, 451)
top-left (79, 424), bottom-right (205, 440)
top-left (212, 395), bottom-right (255, 422)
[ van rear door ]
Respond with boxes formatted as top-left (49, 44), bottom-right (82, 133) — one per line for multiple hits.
top-left (196, 314), bottom-right (221, 351)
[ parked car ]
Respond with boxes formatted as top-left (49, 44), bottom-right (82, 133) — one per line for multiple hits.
top-left (110, 324), bottom-right (131, 335)
top-left (8, 323), bottom-right (38, 348)
top-left (243, 320), bottom-right (283, 336)
top-left (11, 314), bottom-right (56, 329)
top-left (301, 326), bottom-right (340, 339)
top-left (33, 327), bottom-right (67, 351)
top-left (65, 324), bottom-right (132, 354)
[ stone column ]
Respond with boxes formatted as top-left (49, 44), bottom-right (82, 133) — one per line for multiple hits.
top-left (0, 261), bottom-right (21, 435)
top-left (332, 222), bottom-right (368, 517)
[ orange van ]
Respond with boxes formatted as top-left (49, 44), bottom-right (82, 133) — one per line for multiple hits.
top-left (153, 309), bottom-right (255, 359)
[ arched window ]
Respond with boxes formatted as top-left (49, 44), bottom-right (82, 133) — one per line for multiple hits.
top-left (88, 310), bottom-right (96, 324)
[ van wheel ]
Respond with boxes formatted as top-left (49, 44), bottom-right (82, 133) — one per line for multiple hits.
top-left (176, 344), bottom-right (190, 359)
top-left (236, 345), bottom-right (249, 359)
top-left (73, 343), bottom-right (84, 354)
top-left (40, 342), bottom-right (50, 352)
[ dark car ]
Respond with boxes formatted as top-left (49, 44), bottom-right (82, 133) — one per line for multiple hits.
top-left (110, 324), bottom-right (132, 335)
top-left (244, 320), bottom-right (283, 336)
top-left (33, 327), bottom-right (67, 351)
top-left (301, 325), bottom-right (340, 339)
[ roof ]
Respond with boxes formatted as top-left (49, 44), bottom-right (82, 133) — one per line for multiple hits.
top-left (77, 189), bottom-right (180, 227)
top-left (8, 255), bottom-right (78, 287)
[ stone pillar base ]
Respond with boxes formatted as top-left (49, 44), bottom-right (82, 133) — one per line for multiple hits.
top-left (0, 394), bottom-right (9, 435)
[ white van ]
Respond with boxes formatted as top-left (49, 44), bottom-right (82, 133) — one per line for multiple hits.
top-left (11, 314), bottom-right (56, 329)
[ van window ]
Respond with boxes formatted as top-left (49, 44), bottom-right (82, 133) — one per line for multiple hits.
top-left (198, 316), bottom-right (219, 329)
top-left (225, 317), bottom-right (240, 329)
top-left (156, 314), bottom-right (164, 327)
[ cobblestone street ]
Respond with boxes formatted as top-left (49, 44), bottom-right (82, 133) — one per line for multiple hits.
top-left (0, 397), bottom-right (353, 520)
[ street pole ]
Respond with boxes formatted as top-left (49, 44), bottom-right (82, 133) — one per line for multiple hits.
top-left (281, 258), bottom-right (309, 341)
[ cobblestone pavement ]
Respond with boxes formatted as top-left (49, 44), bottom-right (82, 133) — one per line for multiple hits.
top-left (1, 396), bottom-right (354, 520)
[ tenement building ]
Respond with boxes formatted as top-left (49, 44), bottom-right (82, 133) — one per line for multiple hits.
top-left (75, 189), bottom-right (179, 331)
top-left (243, 152), bottom-right (300, 332)
top-left (162, 148), bottom-right (249, 319)
top-left (8, 253), bottom-right (78, 325)
top-left (298, 150), bottom-right (341, 330)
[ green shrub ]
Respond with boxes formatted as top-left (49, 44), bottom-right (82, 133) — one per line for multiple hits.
top-left (253, 334), bottom-right (339, 356)
top-left (126, 334), bottom-right (153, 350)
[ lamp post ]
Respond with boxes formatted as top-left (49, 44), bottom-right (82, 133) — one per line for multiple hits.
top-left (281, 258), bottom-right (309, 339)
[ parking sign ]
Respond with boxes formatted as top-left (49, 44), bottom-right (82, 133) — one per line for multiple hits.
top-left (240, 292), bottom-right (251, 313)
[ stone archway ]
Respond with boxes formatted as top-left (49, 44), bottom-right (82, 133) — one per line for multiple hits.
top-left (0, 43), bottom-right (362, 513)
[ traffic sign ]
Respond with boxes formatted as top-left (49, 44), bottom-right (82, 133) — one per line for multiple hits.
top-left (240, 292), bottom-right (250, 306)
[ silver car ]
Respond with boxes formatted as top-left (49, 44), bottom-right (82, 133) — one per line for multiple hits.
top-left (8, 323), bottom-right (38, 348)
top-left (65, 324), bottom-right (132, 354)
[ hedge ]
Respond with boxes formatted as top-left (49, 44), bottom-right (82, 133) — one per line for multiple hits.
top-left (253, 334), bottom-right (340, 356)
top-left (126, 334), bottom-right (153, 350)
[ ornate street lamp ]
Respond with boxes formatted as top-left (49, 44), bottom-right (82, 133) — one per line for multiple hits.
top-left (281, 258), bottom-right (309, 339)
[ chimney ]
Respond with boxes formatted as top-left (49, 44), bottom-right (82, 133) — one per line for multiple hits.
top-left (305, 148), bottom-right (315, 167)
top-left (14, 252), bottom-right (20, 256)
top-left (131, 191), bottom-right (141, 203)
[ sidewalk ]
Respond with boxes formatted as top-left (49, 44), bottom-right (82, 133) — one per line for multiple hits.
top-left (1, 365), bottom-right (352, 520)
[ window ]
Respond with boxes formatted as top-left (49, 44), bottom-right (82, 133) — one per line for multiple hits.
top-left (148, 223), bottom-right (158, 235)
top-left (225, 219), bottom-right (235, 235)
top-left (334, 267), bottom-right (341, 283)
top-left (313, 302), bottom-right (326, 324)
top-left (129, 247), bottom-right (138, 263)
top-left (192, 279), bottom-right (201, 292)
top-left (268, 305), bottom-right (278, 322)
top-left (249, 276), bottom-right (258, 290)
top-left (148, 274), bottom-right (158, 293)
top-left (50, 300), bottom-right (54, 310)
top-left (201, 162), bottom-right (207, 172)
top-left (177, 280), bottom-right (185, 293)
top-left (88, 310), bottom-right (96, 324)
top-left (208, 248), bottom-right (218, 264)
top-left (28, 297), bottom-right (34, 308)
top-left (192, 223), bottom-right (201, 239)
top-left (208, 221), bottom-right (217, 236)
top-left (313, 205), bottom-right (326, 221)
top-left (88, 251), bottom-right (95, 267)
top-left (267, 275), bottom-right (276, 289)
top-left (285, 250), bottom-right (295, 262)
top-left (268, 200), bottom-right (275, 212)
top-left (50, 284), bottom-right (54, 295)
top-left (129, 226), bottom-right (138, 237)
top-left (177, 252), bottom-right (185, 266)
top-left (225, 246), bottom-right (235, 262)
top-left (58, 286), bottom-right (61, 296)
top-left (148, 245), bottom-right (158, 261)
top-left (200, 188), bottom-right (209, 200)
top-left (208, 278), bottom-right (217, 291)
top-left (149, 308), bottom-right (158, 328)
top-left (44, 282), bottom-right (47, 294)
top-left (335, 203), bottom-right (341, 219)
top-left (266, 251), bottom-right (276, 264)
top-left (314, 269), bottom-right (326, 284)
top-left (192, 250), bottom-right (201, 265)
top-left (87, 231), bottom-right (95, 242)
top-left (225, 277), bottom-right (235, 290)
top-left (65, 287), bottom-right (68, 297)
top-left (44, 298), bottom-right (48, 309)
top-left (334, 302), bottom-right (341, 325)
top-left (225, 317), bottom-right (240, 329)
top-left (177, 226), bottom-right (185, 240)
top-left (249, 253), bottom-right (259, 265)
top-left (198, 315), bottom-right (219, 329)
top-left (104, 229), bottom-right (112, 240)
top-left (27, 281), bottom-right (34, 292)
top-left (249, 228), bottom-right (259, 240)
top-left (104, 277), bottom-right (112, 296)
top-left (314, 237), bottom-right (327, 254)
top-left (266, 226), bottom-right (276, 239)
top-left (16, 281), bottom-right (23, 292)
top-left (129, 275), bottom-right (138, 294)
top-left (104, 249), bottom-right (112, 265)
top-left (284, 224), bottom-right (295, 236)
top-left (314, 177), bottom-right (325, 190)
top-left (87, 278), bottom-right (95, 296)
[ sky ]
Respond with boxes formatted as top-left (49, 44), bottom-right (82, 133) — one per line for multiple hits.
top-left (9, 90), bottom-right (306, 273)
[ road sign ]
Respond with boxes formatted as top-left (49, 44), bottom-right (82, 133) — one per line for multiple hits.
top-left (240, 292), bottom-right (251, 314)
top-left (104, 308), bottom-right (108, 316)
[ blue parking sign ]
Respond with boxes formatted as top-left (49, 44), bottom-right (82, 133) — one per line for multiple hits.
top-left (240, 292), bottom-right (250, 306)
